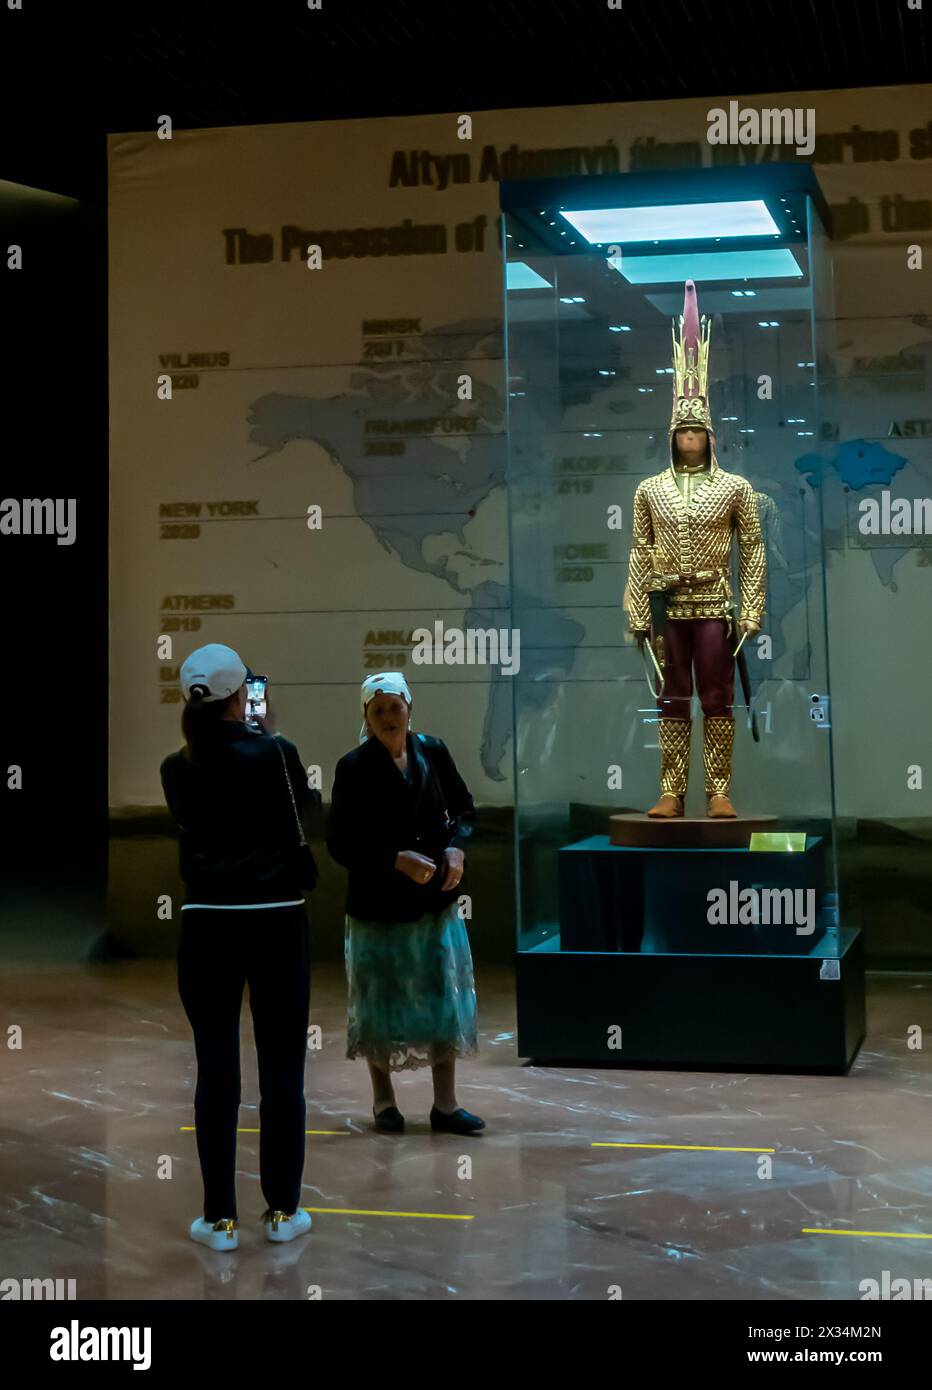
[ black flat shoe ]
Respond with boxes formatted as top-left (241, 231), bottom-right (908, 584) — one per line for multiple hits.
top-left (373, 1105), bottom-right (405, 1133)
top-left (430, 1105), bottom-right (486, 1135)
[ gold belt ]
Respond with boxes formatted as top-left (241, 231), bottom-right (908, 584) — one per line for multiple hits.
top-left (649, 566), bottom-right (729, 592)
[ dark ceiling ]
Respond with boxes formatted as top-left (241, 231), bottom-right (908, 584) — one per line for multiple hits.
top-left (1, 0), bottom-right (929, 205)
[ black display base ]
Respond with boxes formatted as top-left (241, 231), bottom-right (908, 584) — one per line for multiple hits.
top-left (515, 927), bottom-right (865, 1072)
top-left (559, 833), bottom-right (829, 954)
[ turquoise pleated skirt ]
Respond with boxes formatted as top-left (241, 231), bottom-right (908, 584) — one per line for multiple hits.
top-left (345, 902), bottom-right (479, 1072)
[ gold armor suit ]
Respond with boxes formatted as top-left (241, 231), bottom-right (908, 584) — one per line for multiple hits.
top-left (624, 278), bottom-right (767, 816)
top-left (626, 459), bottom-right (766, 632)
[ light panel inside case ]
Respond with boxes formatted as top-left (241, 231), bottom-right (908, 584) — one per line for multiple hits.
top-left (560, 199), bottom-right (781, 244)
top-left (611, 247), bottom-right (803, 284)
top-left (505, 261), bottom-right (553, 290)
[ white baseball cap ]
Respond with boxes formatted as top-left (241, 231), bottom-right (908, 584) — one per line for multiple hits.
top-left (180, 644), bottom-right (248, 702)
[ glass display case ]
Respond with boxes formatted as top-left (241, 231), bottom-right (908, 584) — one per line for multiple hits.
top-left (500, 165), bottom-right (864, 1070)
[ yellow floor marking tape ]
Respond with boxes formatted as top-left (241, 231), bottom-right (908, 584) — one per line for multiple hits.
top-left (592, 1142), bottom-right (775, 1152)
top-left (802, 1228), bottom-right (932, 1240)
top-left (302, 1207), bottom-right (473, 1220)
top-left (179, 1126), bottom-right (349, 1135)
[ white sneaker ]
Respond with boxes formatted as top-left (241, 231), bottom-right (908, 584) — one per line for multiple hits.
top-left (190, 1217), bottom-right (238, 1252)
top-left (262, 1208), bottom-right (312, 1243)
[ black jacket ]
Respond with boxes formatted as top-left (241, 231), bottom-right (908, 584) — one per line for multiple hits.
top-left (160, 722), bottom-right (320, 906)
top-left (327, 732), bottom-right (476, 924)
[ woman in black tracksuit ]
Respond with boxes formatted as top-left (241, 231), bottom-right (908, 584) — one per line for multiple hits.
top-left (160, 643), bottom-right (319, 1252)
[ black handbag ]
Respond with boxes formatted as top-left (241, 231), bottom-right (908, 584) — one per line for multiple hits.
top-left (274, 738), bottom-right (318, 891)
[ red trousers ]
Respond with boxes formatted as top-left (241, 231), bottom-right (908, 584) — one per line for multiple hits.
top-left (657, 618), bottom-right (734, 720)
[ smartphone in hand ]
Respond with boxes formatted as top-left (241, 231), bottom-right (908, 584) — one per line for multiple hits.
top-left (245, 675), bottom-right (268, 726)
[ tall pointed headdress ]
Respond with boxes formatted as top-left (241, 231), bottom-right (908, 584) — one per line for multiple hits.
top-left (669, 279), bottom-right (713, 433)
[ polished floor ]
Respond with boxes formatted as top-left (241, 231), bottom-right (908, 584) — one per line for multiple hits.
top-left (1, 962), bottom-right (930, 1300)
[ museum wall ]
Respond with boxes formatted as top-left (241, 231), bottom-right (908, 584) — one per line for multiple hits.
top-left (106, 85), bottom-right (932, 963)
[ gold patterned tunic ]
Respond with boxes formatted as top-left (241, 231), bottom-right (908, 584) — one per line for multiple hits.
top-left (625, 461), bottom-right (766, 631)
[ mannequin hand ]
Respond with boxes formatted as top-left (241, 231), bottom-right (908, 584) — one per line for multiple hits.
top-left (738, 619), bottom-right (761, 637)
top-left (440, 847), bottom-right (464, 891)
top-left (395, 850), bottom-right (437, 884)
top-left (631, 630), bottom-right (649, 651)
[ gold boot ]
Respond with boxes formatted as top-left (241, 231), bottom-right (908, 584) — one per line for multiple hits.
top-left (703, 716), bottom-right (736, 817)
top-left (647, 719), bottom-right (690, 817)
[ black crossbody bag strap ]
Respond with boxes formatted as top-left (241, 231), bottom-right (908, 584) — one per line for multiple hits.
top-left (416, 733), bottom-right (452, 833)
top-left (274, 737), bottom-right (308, 847)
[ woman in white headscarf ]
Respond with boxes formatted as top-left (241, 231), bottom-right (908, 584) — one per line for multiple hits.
top-left (327, 673), bottom-right (484, 1134)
